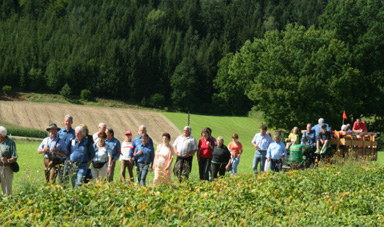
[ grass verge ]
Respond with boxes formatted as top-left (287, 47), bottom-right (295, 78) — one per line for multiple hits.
top-left (0, 120), bottom-right (46, 138)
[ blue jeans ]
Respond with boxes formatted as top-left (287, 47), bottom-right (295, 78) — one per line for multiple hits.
top-left (231, 157), bottom-right (240, 174)
top-left (69, 162), bottom-right (88, 188)
top-left (252, 151), bottom-right (266, 173)
top-left (136, 163), bottom-right (149, 186)
top-left (270, 159), bottom-right (282, 172)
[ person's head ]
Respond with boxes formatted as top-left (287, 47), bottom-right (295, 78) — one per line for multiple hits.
top-left (201, 128), bottom-right (210, 139)
top-left (0, 126), bottom-right (7, 140)
top-left (341, 124), bottom-right (348, 132)
top-left (274, 132), bottom-right (281, 142)
top-left (232, 133), bottom-right (239, 141)
top-left (217, 136), bottom-right (224, 147)
top-left (318, 118), bottom-right (324, 124)
top-left (183, 126), bottom-right (191, 137)
top-left (260, 125), bottom-right (267, 135)
top-left (98, 131), bottom-right (107, 145)
top-left (138, 125), bottom-right (147, 135)
top-left (306, 123), bottom-right (312, 131)
top-left (321, 124), bottom-right (327, 132)
top-left (346, 123), bottom-right (351, 130)
top-left (98, 123), bottom-right (107, 133)
top-left (206, 128), bottom-right (212, 136)
top-left (75, 126), bottom-right (85, 141)
top-left (46, 123), bottom-right (60, 138)
top-left (162, 132), bottom-right (171, 144)
top-left (79, 124), bottom-right (89, 136)
top-left (292, 127), bottom-right (299, 134)
top-left (106, 128), bottom-right (114, 139)
top-left (124, 130), bottom-right (132, 141)
top-left (356, 117), bottom-right (361, 124)
top-left (64, 114), bottom-right (73, 129)
top-left (141, 133), bottom-right (149, 146)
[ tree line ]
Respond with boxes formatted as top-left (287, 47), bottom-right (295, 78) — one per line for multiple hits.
top-left (0, 0), bottom-right (383, 132)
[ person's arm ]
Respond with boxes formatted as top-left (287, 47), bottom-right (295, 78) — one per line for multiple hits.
top-left (281, 144), bottom-right (286, 157)
top-left (54, 140), bottom-right (69, 157)
top-left (251, 134), bottom-right (258, 148)
top-left (266, 145), bottom-right (271, 162)
top-left (165, 145), bottom-right (174, 171)
top-left (152, 145), bottom-right (160, 170)
top-left (113, 140), bottom-right (121, 161)
top-left (37, 139), bottom-right (49, 154)
top-left (107, 156), bottom-right (113, 174)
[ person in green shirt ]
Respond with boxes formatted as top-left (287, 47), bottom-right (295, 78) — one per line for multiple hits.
top-left (0, 126), bottom-right (18, 195)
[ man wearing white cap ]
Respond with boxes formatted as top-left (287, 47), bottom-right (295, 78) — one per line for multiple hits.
top-left (0, 126), bottom-right (18, 195)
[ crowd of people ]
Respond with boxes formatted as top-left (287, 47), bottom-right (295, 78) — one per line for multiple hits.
top-left (0, 115), bottom-right (369, 195)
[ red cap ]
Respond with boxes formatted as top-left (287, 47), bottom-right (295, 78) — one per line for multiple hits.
top-left (124, 130), bottom-right (132, 135)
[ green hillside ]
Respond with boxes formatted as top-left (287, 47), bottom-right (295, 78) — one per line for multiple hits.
top-left (163, 112), bottom-right (265, 175)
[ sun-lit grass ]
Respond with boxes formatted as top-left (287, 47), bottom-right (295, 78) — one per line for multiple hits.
top-left (163, 112), bottom-right (271, 177)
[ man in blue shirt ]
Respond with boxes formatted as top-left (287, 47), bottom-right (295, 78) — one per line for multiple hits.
top-left (37, 123), bottom-right (68, 183)
top-left (301, 123), bottom-right (316, 151)
top-left (251, 125), bottom-right (272, 174)
top-left (57, 114), bottom-right (75, 185)
top-left (129, 125), bottom-right (154, 164)
top-left (105, 128), bottom-right (121, 182)
top-left (68, 126), bottom-right (95, 188)
top-left (312, 118), bottom-right (331, 136)
top-left (266, 132), bottom-right (286, 172)
top-left (133, 133), bottom-right (154, 186)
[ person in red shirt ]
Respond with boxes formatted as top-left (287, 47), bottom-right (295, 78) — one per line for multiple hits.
top-left (197, 128), bottom-right (215, 181)
top-left (352, 117), bottom-right (368, 133)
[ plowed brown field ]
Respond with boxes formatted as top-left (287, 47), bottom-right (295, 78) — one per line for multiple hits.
top-left (0, 101), bottom-right (181, 144)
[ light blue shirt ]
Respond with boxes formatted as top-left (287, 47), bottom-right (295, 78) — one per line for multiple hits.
top-left (92, 143), bottom-right (112, 163)
top-left (38, 135), bottom-right (68, 161)
top-left (312, 123), bottom-right (331, 136)
top-left (251, 133), bottom-right (272, 151)
top-left (105, 137), bottom-right (121, 161)
top-left (266, 141), bottom-right (286, 159)
top-left (70, 137), bottom-right (95, 163)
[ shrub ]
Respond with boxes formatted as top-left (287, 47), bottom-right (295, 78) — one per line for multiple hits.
top-left (80, 89), bottom-right (92, 101)
top-left (148, 93), bottom-right (165, 108)
top-left (2, 85), bottom-right (11, 95)
top-left (60, 83), bottom-right (72, 98)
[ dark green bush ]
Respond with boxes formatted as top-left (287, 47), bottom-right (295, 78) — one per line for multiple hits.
top-left (80, 89), bottom-right (92, 101)
top-left (60, 83), bottom-right (72, 98)
top-left (2, 85), bottom-right (11, 95)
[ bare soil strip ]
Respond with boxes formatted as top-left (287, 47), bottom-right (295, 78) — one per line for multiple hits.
top-left (0, 101), bottom-right (181, 144)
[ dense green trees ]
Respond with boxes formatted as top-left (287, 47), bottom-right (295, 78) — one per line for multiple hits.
top-left (0, 0), bottom-right (328, 113)
top-left (0, 0), bottom-right (383, 132)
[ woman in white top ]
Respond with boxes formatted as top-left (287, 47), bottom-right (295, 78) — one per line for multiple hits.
top-left (91, 131), bottom-right (112, 182)
top-left (153, 132), bottom-right (174, 185)
top-left (120, 130), bottom-right (134, 182)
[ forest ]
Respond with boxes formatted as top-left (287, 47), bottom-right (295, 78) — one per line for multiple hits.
top-left (0, 0), bottom-right (383, 131)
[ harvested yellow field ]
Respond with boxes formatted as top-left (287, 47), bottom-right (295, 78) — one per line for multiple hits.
top-left (0, 101), bottom-right (181, 144)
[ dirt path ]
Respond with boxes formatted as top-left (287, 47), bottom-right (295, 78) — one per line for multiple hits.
top-left (0, 101), bottom-right (181, 144)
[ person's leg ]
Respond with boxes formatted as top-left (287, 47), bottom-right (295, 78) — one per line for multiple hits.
top-left (99, 164), bottom-right (108, 181)
top-left (60, 160), bottom-right (70, 186)
top-left (0, 167), bottom-right (5, 195)
top-left (270, 160), bottom-right (276, 172)
top-left (232, 157), bottom-right (239, 174)
top-left (4, 166), bottom-right (13, 195)
top-left (70, 163), bottom-right (77, 188)
top-left (43, 158), bottom-right (50, 183)
top-left (204, 158), bottom-right (211, 181)
top-left (120, 160), bottom-right (126, 182)
top-left (75, 164), bottom-right (88, 188)
top-left (108, 161), bottom-right (116, 182)
top-left (275, 160), bottom-right (281, 172)
top-left (139, 164), bottom-right (149, 186)
top-left (91, 166), bottom-right (98, 182)
top-left (127, 161), bottom-right (134, 182)
top-left (260, 153), bottom-right (267, 172)
top-left (198, 159), bottom-right (204, 180)
top-left (182, 157), bottom-right (192, 181)
top-left (253, 152), bottom-right (260, 175)
top-left (136, 163), bottom-right (143, 184)
top-left (219, 164), bottom-right (226, 177)
top-left (211, 163), bottom-right (219, 180)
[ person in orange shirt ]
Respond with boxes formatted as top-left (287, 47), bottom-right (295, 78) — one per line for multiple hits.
top-left (228, 134), bottom-right (243, 176)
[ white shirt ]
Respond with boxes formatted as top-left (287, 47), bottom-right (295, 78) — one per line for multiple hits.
top-left (172, 135), bottom-right (198, 156)
top-left (121, 141), bottom-right (134, 161)
top-left (251, 133), bottom-right (272, 151)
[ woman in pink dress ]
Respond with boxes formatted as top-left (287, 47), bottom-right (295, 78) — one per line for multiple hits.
top-left (153, 133), bottom-right (174, 185)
